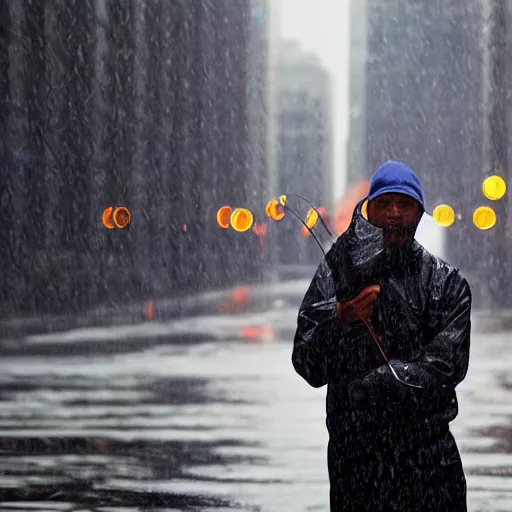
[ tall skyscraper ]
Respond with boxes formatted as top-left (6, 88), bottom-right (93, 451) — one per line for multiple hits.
top-left (274, 40), bottom-right (334, 266)
top-left (0, 0), bottom-right (271, 317)
top-left (346, 0), bottom-right (497, 305)
top-left (346, 0), bottom-right (368, 186)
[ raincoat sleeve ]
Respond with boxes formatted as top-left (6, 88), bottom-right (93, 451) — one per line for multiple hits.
top-left (354, 272), bottom-right (471, 419)
top-left (292, 259), bottom-right (357, 388)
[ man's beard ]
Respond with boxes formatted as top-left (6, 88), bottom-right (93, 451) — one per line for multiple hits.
top-left (382, 224), bottom-right (418, 261)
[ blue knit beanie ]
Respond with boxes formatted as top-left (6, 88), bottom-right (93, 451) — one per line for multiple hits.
top-left (368, 161), bottom-right (425, 210)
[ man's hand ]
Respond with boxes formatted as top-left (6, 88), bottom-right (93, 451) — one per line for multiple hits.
top-left (336, 285), bottom-right (380, 328)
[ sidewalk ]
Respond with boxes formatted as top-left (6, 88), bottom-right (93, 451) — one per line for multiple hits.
top-left (0, 288), bottom-right (230, 339)
top-left (0, 279), bottom-right (306, 339)
top-left (0, 285), bottom-right (508, 339)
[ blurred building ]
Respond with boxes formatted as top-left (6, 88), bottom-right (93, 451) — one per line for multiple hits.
top-left (0, 0), bottom-right (272, 318)
top-left (346, 0), bottom-right (368, 186)
top-left (274, 40), bottom-right (334, 266)
top-left (345, 0), bottom-right (498, 305)
top-left (247, 0), bottom-right (273, 210)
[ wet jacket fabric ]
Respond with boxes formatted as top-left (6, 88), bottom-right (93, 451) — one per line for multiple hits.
top-left (292, 203), bottom-right (471, 511)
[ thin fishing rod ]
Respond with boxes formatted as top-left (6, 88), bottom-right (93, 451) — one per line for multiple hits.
top-left (282, 192), bottom-right (335, 241)
top-left (281, 203), bottom-right (326, 257)
top-left (362, 319), bottom-right (423, 389)
top-left (285, 197), bottom-right (421, 389)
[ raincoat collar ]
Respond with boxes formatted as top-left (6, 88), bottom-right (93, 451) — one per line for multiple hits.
top-left (353, 196), bottom-right (422, 256)
top-left (325, 198), bottom-right (422, 300)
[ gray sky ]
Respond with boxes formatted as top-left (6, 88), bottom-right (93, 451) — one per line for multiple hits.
top-left (277, 0), bottom-right (350, 199)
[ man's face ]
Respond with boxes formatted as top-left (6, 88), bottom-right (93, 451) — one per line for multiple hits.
top-left (367, 193), bottom-right (422, 247)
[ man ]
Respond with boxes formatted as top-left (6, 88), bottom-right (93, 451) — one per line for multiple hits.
top-left (292, 161), bottom-right (471, 511)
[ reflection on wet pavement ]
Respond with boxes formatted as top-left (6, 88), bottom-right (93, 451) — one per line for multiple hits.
top-left (0, 310), bottom-right (511, 511)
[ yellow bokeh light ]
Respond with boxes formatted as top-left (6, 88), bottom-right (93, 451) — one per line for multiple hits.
top-left (361, 199), bottom-right (369, 220)
top-left (305, 208), bottom-right (319, 229)
top-left (482, 176), bottom-right (507, 201)
top-left (231, 208), bottom-right (254, 232)
top-left (432, 204), bottom-right (455, 227)
top-left (473, 206), bottom-right (496, 230)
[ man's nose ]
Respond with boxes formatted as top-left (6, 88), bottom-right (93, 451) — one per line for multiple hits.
top-left (388, 204), bottom-right (401, 218)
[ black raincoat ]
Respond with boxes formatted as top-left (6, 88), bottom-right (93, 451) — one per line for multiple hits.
top-left (292, 202), bottom-right (471, 512)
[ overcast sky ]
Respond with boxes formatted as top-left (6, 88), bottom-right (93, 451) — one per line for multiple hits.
top-left (277, 0), bottom-right (350, 199)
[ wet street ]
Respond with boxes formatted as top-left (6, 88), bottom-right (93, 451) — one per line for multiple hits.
top-left (1, 284), bottom-right (512, 511)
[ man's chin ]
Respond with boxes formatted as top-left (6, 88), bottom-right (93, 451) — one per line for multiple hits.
top-left (384, 232), bottom-right (409, 247)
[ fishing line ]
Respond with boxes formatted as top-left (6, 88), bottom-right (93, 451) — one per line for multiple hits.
top-left (282, 192), bottom-right (335, 241)
top-left (362, 319), bottom-right (423, 389)
top-left (280, 203), bottom-right (327, 257)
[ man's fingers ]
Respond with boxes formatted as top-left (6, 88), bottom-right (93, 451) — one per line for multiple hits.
top-left (368, 292), bottom-right (379, 303)
top-left (361, 285), bottom-right (381, 296)
top-left (360, 304), bottom-right (373, 318)
top-left (340, 286), bottom-right (381, 326)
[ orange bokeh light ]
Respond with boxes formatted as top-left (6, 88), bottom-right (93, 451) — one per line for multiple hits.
top-left (217, 206), bottom-right (232, 228)
top-left (113, 206), bottom-right (131, 228)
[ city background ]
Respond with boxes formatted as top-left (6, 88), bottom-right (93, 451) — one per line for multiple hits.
top-left (0, 0), bottom-right (510, 316)
top-left (3, 0), bottom-right (510, 321)
top-left (1, 2), bottom-right (512, 510)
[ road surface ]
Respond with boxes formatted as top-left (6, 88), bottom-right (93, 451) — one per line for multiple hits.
top-left (0, 287), bottom-right (511, 511)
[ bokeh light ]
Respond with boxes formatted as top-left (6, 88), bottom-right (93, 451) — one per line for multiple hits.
top-left (102, 207), bottom-right (114, 229)
top-left (482, 175), bottom-right (506, 201)
top-left (113, 206), bottom-right (131, 228)
top-left (473, 206), bottom-right (496, 230)
top-left (231, 208), bottom-right (254, 232)
top-left (301, 208), bottom-right (318, 237)
top-left (217, 206), bottom-right (232, 228)
top-left (432, 204), bottom-right (455, 227)
top-left (306, 208), bottom-right (319, 229)
top-left (265, 199), bottom-right (285, 221)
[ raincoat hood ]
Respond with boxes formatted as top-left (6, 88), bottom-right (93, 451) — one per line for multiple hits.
top-left (368, 160), bottom-right (425, 211)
